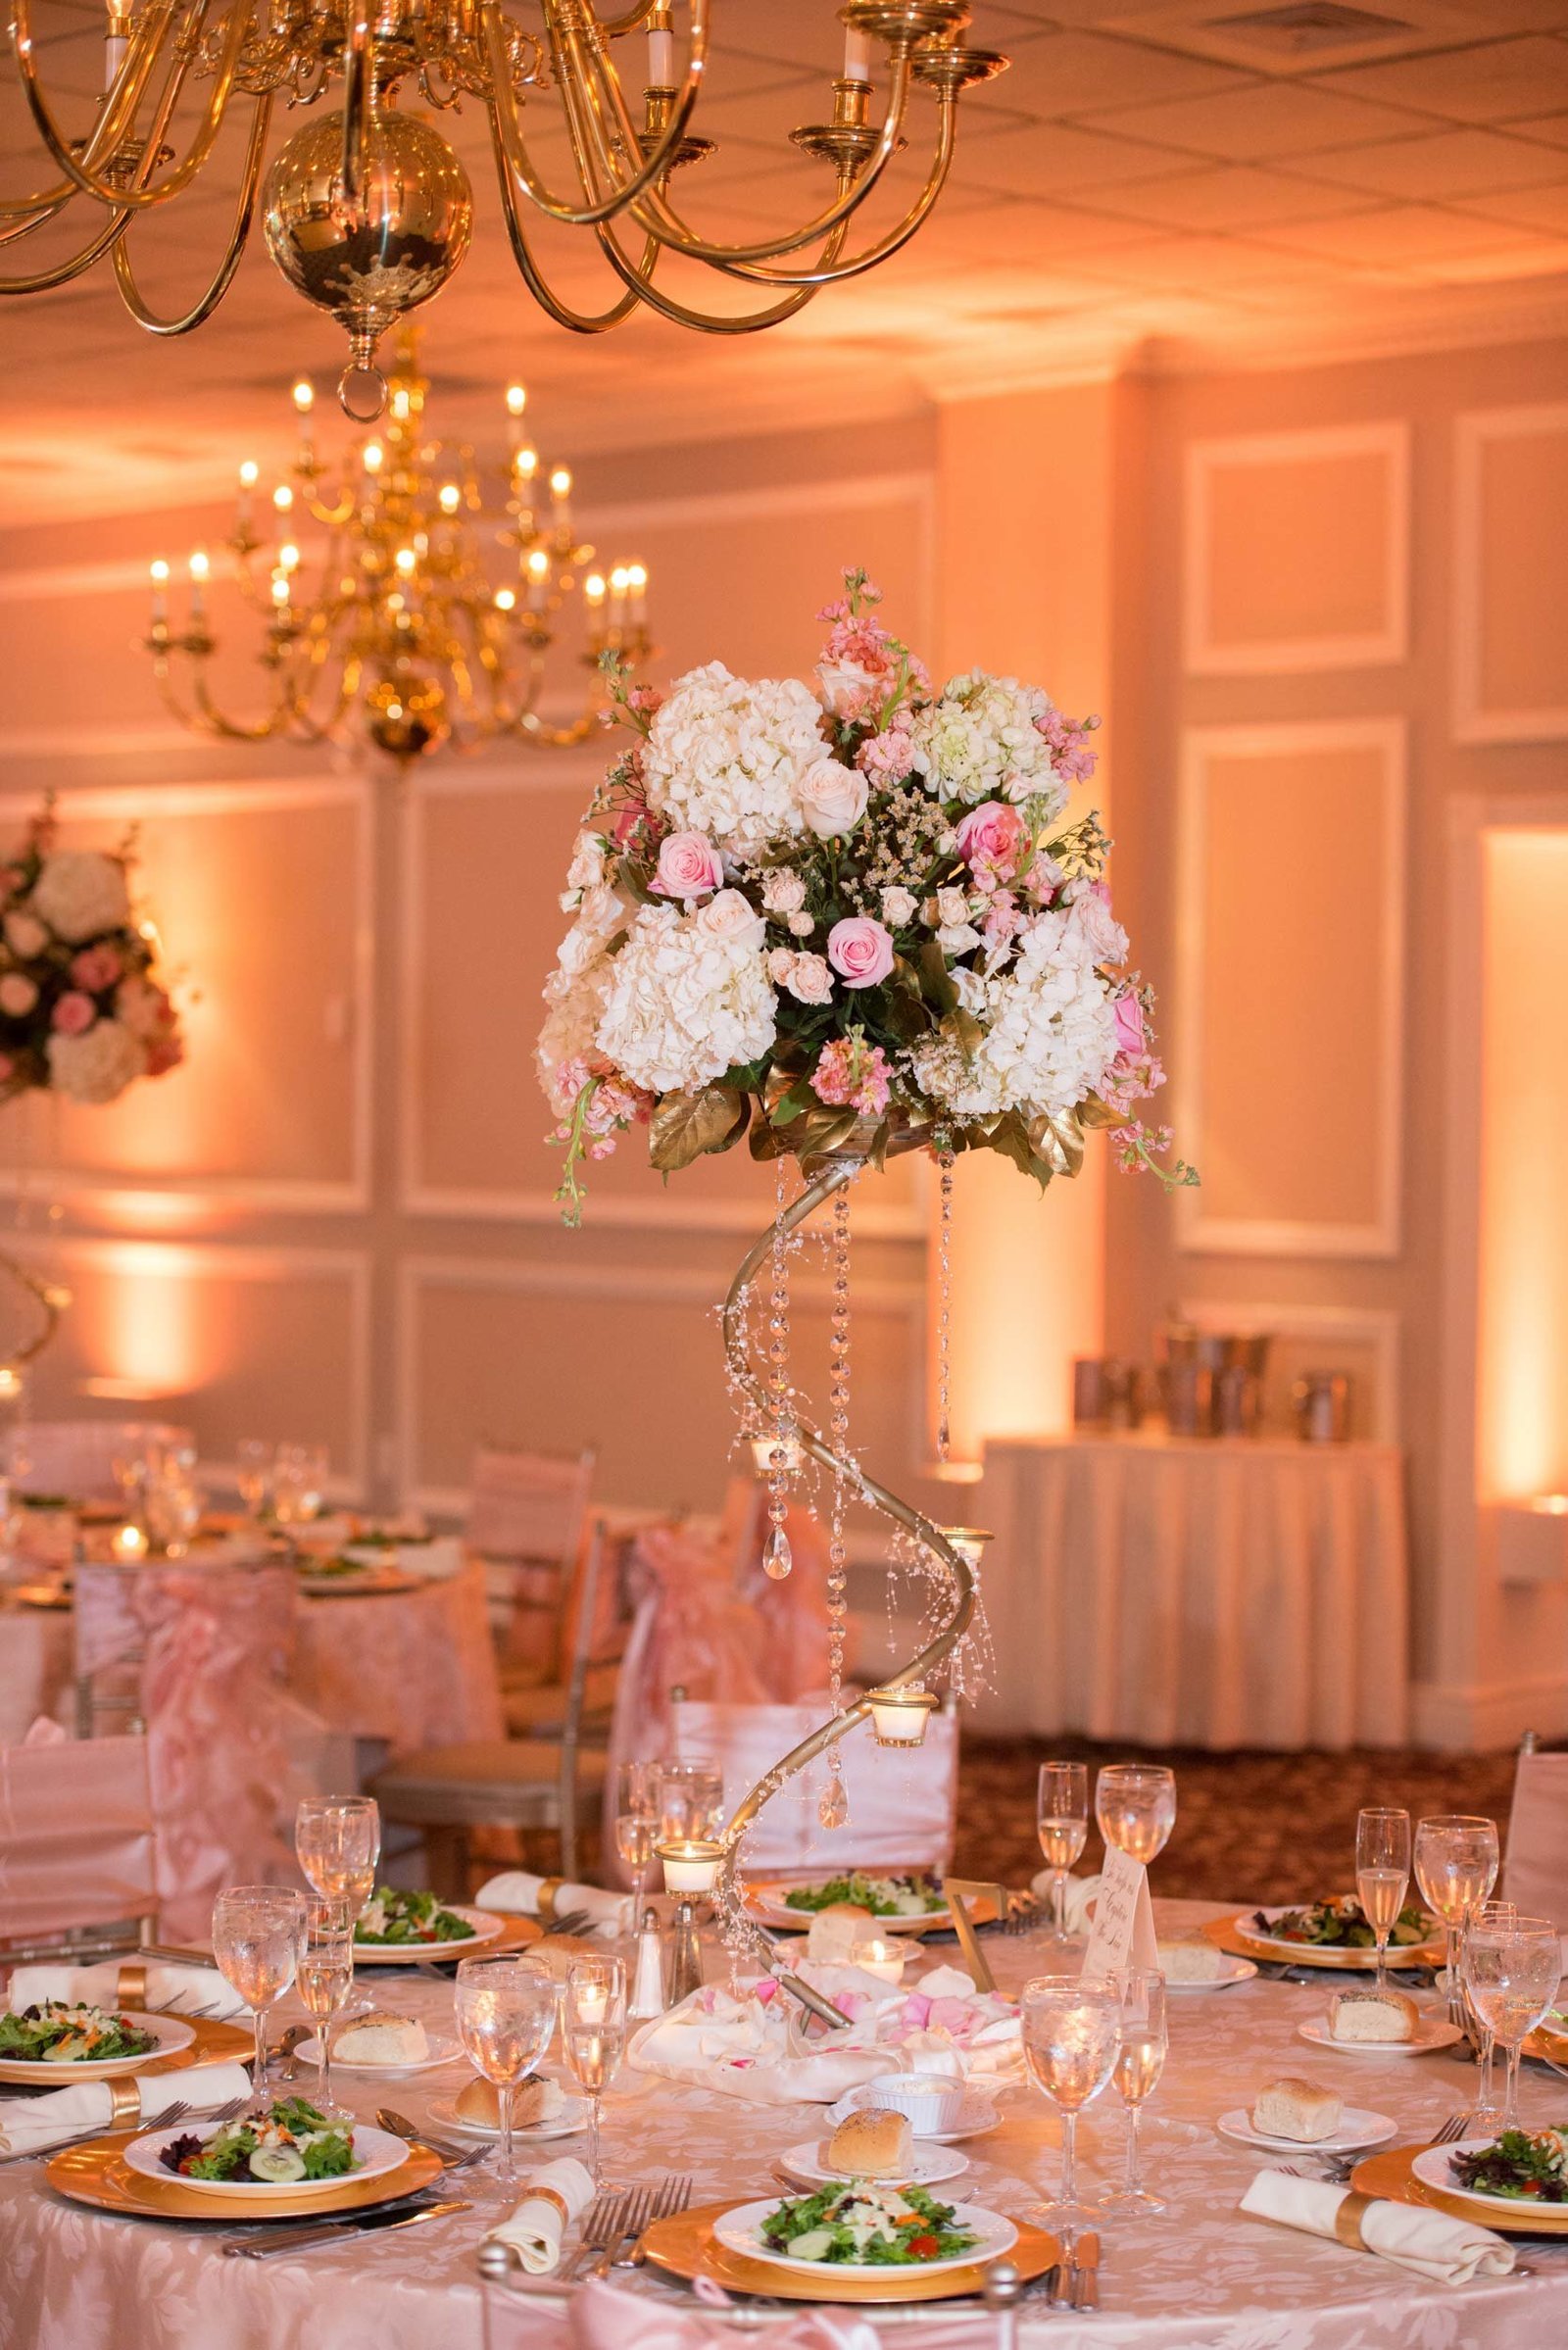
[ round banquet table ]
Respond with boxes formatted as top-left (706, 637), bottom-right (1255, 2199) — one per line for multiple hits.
top-left (3, 1899), bottom-right (1565, 2350)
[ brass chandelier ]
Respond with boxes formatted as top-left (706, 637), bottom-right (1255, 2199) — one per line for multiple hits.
top-left (1, 2), bottom-right (1009, 416)
top-left (142, 329), bottom-right (653, 762)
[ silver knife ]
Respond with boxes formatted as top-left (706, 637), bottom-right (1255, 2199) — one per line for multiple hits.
top-left (1071, 2230), bottom-right (1101, 2310)
top-left (136, 1944), bottom-right (221, 1971)
top-left (220, 2198), bottom-right (470, 2259)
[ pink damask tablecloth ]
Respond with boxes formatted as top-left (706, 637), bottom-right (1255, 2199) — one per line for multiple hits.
top-left (4, 1901), bottom-right (1566, 2350)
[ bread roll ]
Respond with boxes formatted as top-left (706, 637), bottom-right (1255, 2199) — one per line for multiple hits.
top-left (1328, 1988), bottom-right (1418, 2043)
top-left (827, 2108), bottom-right (914, 2179)
top-left (1156, 1940), bottom-right (1229, 1983)
top-left (807, 1903), bottom-right (877, 1963)
top-left (1251, 2077), bottom-right (1344, 2142)
top-left (455, 2075), bottom-right (564, 2128)
top-left (333, 2012), bottom-right (429, 2065)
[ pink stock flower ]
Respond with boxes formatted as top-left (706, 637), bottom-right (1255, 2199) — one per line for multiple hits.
top-left (857, 724), bottom-right (917, 784)
top-left (1036, 706), bottom-right (1099, 784)
top-left (651, 830), bottom-right (723, 900)
top-left (982, 892), bottom-right (1021, 954)
top-left (626, 684), bottom-right (663, 717)
top-left (954, 801), bottom-right (1028, 889)
top-left (51, 991), bottom-right (95, 1037)
top-left (826, 916), bottom-right (894, 990)
top-left (70, 942), bottom-right (123, 994)
top-left (812, 1034), bottom-right (892, 1117)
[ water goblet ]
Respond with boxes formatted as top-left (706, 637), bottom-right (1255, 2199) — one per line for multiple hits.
top-left (655, 1758), bottom-right (724, 1844)
top-left (564, 1955), bottom-right (627, 2186)
top-left (1414, 1815), bottom-right (1499, 2022)
top-left (1095, 1765), bottom-right (1176, 1866)
top-left (454, 1956), bottom-right (559, 2203)
top-left (295, 1795), bottom-right (380, 1925)
top-left (1461, 1899), bottom-right (1518, 2129)
top-left (274, 1442), bottom-right (329, 1530)
top-left (1021, 1975), bottom-right (1122, 2230)
top-left (212, 1884), bottom-right (307, 2115)
top-left (1462, 1911), bottom-right (1559, 2131)
top-left (1355, 1807), bottom-right (1411, 1992)
top-left (1037, 1761), bottom-right (1088, 1938)
top-left (1097, 1969), bottom-right (1168, 2216)
top-left (298, 1895), bottom-right (356, 2121)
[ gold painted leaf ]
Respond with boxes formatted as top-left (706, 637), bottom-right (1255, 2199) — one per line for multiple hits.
top-left (650, 1085), bottom-right (746, 1173)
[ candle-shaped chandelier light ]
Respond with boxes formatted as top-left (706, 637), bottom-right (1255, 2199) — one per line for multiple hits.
top-left (0, 2), bottom-right (1010, 416)
top-left (142, 332), bottom-right (653, 765)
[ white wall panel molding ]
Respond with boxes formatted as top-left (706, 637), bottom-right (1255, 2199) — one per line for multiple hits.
top-left (1453, 404), bottom-right (1568, 746)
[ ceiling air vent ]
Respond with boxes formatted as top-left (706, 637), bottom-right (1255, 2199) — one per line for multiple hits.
top-left (1203, 3), bottom-right (1414, 54)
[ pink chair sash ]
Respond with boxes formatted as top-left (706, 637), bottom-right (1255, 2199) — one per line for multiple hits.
top-left (0, 1732), bottom-right (157, 1942)
top-left (567, 2277), bottom-right (993, 2349)
top-left (1503, 1749), bottom-right (1568, 1928)
top-left (671, 1700), bottom-right (958, 1877)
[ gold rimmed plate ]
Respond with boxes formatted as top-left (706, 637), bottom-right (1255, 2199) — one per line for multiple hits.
top-left (643, 2200), bottom-right (1058, 2304)
top-left (0, 2013), bottom-right (194, 2086)
top-left (1202, 1913), bottom-right (1445, 1973)
top-left (1351, 2143), bottom-right (1568, 2236)
top-left (747, 1882), bottom-right (998, 1936)
top-left (0, 2013), bottom-right (252, 2087)
top-left (46, 2134), bottom-right (445, 2223)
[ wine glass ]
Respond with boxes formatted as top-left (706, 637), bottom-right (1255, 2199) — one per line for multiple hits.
top-left (212, 1885), bottom-right (306, 2115)
top-left (564, 1954), bottom-right (627, 2186)
top-left (1414, 1815), bottom-right (1499, 2023)
top-left (1355, 1807), bottom-right (1412, 1992)
top-left (1097, 1970), bottom-right (1168, 2216)
top-left (273, 1442), bottom-right (328, 1530)
top-left (298, 1896), bottom-right (356, 2121)
top-left (655, 1758), bottom-right (723, 1843)
top-left (295, 1796), bottom-right (380, 1925)
top-left (1462, 1911), bottom-right (1560, 2130)
top-left (1036, 1762), bottom-right (1088, 1939)
top-left (1462, 1899), bottom-right (1518, 2130)
top-left (454, 1956), bottom-right (560, 2203)
top-left (617, 1760), bottom-right (658, 1821)
top-left (1021, 1975), bottom-right (1121, 2229)
top-left (615, 1812), bottom-right (656, 1912)
top-left (1095, 1765), bottom-right (1176, 1865)
top-left (235, 1438), bottom-right (272, 1524)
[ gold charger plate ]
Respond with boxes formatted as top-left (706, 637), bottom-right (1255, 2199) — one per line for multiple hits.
top-left (1202, 1914), bottom-right (1445, 1972)
top-left (46, 2135), bottom-right (444, 2222)
top-left (746, 1885), bottom-right (1000, 1938)
top-left (644, 2201), bottom-right (1058, 2304)
top-left (1351, 2142), bottom-right (1568, 2236)
top-left (0, 2013), bottom-right (252, 2087)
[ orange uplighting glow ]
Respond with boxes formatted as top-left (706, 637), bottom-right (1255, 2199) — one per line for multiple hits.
top-left (78, 1245), bottom-right (211, 1400)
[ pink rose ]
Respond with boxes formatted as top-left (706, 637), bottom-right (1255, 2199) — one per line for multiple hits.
top-left (955, 801), bottom-right (1028, 887)
top-left (782, 954), bottom-right (833, 1006)
top-left (51, 991), bottom-right (95, 1037)
top-left (1113, 991), bottom-right (1146, 1055)
top-left (826, 917), bottom-right (894, 990)
top-left (651, 830), bottom-right (723, 900)
top-left (70, 943), bottom-right (123, 994)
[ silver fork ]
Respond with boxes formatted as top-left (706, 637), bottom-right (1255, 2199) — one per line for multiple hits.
top-left (561, 2186), bottom-right (632, 2283)
top-left (1000, 1899), bottom-right (1038, 1938)
top-left (3, 2093), bottom-right (199, 2167)
top-left (625, 2172), bottom-right (692, 2266)
top-left (590, 2181), bottom-right (654, 2277)
top-left (1430, 2111), bottom-right (1474, 2146)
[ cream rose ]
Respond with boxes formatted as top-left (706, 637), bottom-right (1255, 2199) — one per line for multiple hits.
top-left (30, 851), bottom-right (130, 944)
top-left (697, 889), bottom-right (766, 952)
top-left (0, 973), bottom-right (37, 1017)
top-left (794, 757), bottom-right (868, 841)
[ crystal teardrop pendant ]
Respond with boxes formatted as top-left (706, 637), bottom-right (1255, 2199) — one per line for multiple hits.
top-left (761, 1525), bottom-right (794, 1582)
top-left (818, 1772), bottom-right (850, 1831)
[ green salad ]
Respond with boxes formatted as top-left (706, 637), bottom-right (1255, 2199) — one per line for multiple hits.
top-left (355, 1885), bottom-right (476, 1945)
top-left (782, 1872), bottom-right (946, 1919)
top-left (760, 2183), bottom-right (977, 2266)
top-left (159, 2097), bottom-right (357, 2184)
top-left (1252, 1896), bottom-right (1431, 1950)
top-left (1452, 2127), bottom-right (1568, 2203)
top-left (0, 2001), bottom-right (157, 2064)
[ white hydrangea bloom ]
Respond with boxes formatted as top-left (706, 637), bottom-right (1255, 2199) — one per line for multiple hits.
top-left (910, 908), bottom-right (1117, 1122)
top-left (594, 902), bottom-right (776, 1097)
top-left (908, 670), bottom-right (1070, 812)
top-left (535, 954), bottom-right (616, 1118)
top-left (30, 851), bottom-right (130, 944)
top-left (642, 661), bottom-right (826, 862)
top-left (46, 1018), bottom-right (146, 1104)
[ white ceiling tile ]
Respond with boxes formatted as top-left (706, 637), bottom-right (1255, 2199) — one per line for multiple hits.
top-left (1503, 109), bottom-right (1568, 142)
top-left (1320, 34), bottom-right (1568, 121)
top-left (961, 119), bottom-right (1210, 196)
top-left (1256, 198), bottom-right (1568, 268)
top-left (989, 27), bottom-right (1256, 114)
top-left (1082, 162), bottom-right (1379, 228)
top-left (1076, 79), bottom-right (1433, 156)
top-left (1456, 181), bottom-right (1568, 229)
top-left (1290, 123), bottom-right (1568, 196)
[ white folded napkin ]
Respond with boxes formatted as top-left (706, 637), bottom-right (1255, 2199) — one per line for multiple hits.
top-left (486, 2156), bottom-right (595, 2273)
top-left (476, 1872), bottom-right (632, 1940)
top-left (1029, 1870), bottom-right (1102, 1932)
top-left (1241, 2170), bottom-right (1516, 2284)
top-left (0, 2060), bottom-right (252, 2159)
top-left (7, 1961), bottom-right (248, 2022)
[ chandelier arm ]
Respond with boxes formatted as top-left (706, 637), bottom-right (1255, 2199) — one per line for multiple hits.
top-left (493, 151), bottom-right (645, 332)
top-left (148, 657), bottom-right (295, 743)
top-left (588, 0), bottom-right (663, 33)
top-left (110, 94), bottom-right (271, 333)
top-left (591, 217), bottom-right (835, 331)
top-left (690, 109), bottom-right (957, 287)
top-left (0, 207), bottom-right (132, 289)
top-left (0, 197), bottom-right (73, 241)
top-left (478, 0), bottom-right (709, 228)
top-left (0, 0), bottom-right (170, 218)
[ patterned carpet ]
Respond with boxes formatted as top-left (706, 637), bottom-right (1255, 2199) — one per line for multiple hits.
top-left (950, 1737), bottom-right (1519, 1904)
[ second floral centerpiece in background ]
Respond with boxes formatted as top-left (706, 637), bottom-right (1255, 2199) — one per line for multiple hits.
top-left (539, 570), bottom-right (1190, 1218)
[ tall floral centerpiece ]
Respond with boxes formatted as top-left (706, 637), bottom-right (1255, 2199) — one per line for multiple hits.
top-left (538, 574), bottom-right (1190, 1904)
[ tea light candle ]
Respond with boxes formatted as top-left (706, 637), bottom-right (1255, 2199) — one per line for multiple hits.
top-left (657, 1836), bottom-right (724, 1894)
top-left (850, 1937), bottom-right (905, 1985)
top-left (112, 1523), bottom-right (149, 1562)
top-left (866, 1685), bottom-right (939, 1747)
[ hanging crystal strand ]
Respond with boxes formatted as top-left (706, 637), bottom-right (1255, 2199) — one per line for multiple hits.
top-left (935, 1131), bottom-right (956, 1464)
top-left (819, 1178), bottom-right (853, 1831)
top-left (761, 1161), bottom-right (794, 1581)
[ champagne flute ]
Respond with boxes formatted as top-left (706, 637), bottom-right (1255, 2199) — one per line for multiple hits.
top-left (454, 1957), bottom-right (559, 2203)
top-left (564, 1954), bottom-right (627, 2186)
top-left (1355, 1807), bottom-right (1411, 1993)
top-left (617, 1760), bottom-right (658, 1821)
top-left (615, 1812), bottom-right (656, 1911)
top-left (1463, 1899), bottom-right (1518, 2130)
top-left (274, 1442), bottom-right (329, 1530)
top-left (1096, 1765), bottom-right (1177, 1865)
top-left (296, 1796), bottom-right (380, 1926)
top-left (1414, 1815), bottom-right (1499, 2023)
top-left (1036, 1762), bottom-right (1088, 1939)
top-left (1021, 1975), bottom-right (1121, 2229)
top-left (298, 1896), bottom-right (356, 2121)
top-left (1462, 1911), bottom-right (1560, 2130)
top-left (212, 1885), bottom-right (306, 2116)
top-left (1098, 1969), bottom-right (1168, 2216)
top-left (235, 1438), bottom-right (271, 1525)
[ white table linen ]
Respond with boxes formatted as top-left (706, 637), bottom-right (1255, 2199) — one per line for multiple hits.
top-left (1240, 2168), bottom-right (1515, 2284)
top-left (0, 2061), bottom-right (251, 2157)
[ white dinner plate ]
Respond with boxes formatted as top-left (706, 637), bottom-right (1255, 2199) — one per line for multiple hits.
top-left (747, 1881), bottom-right (952, 1934)
top-left (1297, 2016), bottom-right (1464, 2058)
top-left (715, 2196), bottom-right (1016, 2277)
top-left (1410, 2135), bottom-right (1567, 2212)
top-left (1238, 1907), bottom-right (1443, 1969)
top-left (123, 2121), bottom-right (408, 2201)
top-left (1217, 2105), bottom-right (1396, 2157)
top-left (296, 2030), bottom-right (463, 2075)
top-left (352, 1906), bottom-right (507, 1963)
top-left (827, 2086), bottom-right (1000, 2144)
top-left (1167, 1958), bottom-right (1257, 1992)
top-left (426, 2092), bottom-right (588, 2143)
top-left (0, 2011), bottom-right (195, 2084)
top-left (779, 2137), bottom-right (970, 2188)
